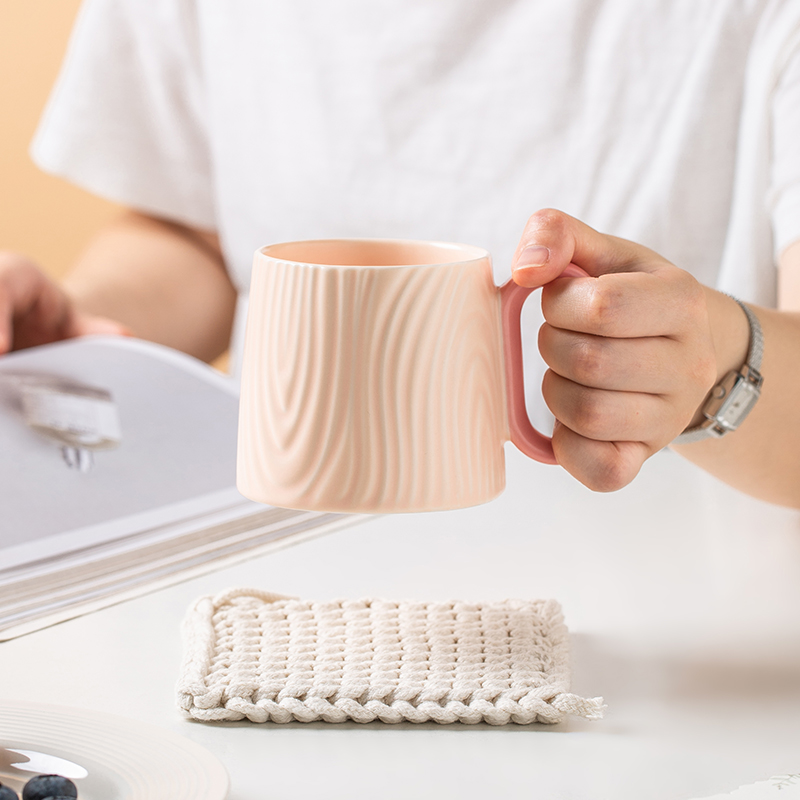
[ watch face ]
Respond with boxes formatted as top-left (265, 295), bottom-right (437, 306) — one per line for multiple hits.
top-left (717, 376), bottom-right (760, 429)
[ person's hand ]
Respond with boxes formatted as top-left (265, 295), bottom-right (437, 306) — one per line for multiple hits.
top-left (0, 251), bottom-right (130, 355)
top-left (511, 209), bottom-right (718, 491)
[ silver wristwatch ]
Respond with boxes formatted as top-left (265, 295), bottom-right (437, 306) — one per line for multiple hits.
top-left (672, 298), bottom-right (764, 445)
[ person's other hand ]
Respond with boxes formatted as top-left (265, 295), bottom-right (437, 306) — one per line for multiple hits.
top-left (511, 209), bottom-right (717, 491)
top-left (0, 251), bottom-right (130, 355)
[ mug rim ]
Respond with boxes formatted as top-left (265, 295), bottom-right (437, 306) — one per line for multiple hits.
top-left (257, 238), bottom-right (490, 268)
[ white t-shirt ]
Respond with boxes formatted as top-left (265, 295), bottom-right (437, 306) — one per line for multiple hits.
top-left (32, 0), bottom-right (800, 384)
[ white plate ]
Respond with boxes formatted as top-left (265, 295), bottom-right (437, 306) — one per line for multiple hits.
top-left (0, 699), bottom-right (228, 800)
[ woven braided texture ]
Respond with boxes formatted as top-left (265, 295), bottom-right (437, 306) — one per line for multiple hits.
top-left (177, 588), bottom-right (605, 725)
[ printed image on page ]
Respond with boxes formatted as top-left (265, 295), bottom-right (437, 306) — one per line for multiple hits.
top-left (0, 337), bottom-right (246, 554)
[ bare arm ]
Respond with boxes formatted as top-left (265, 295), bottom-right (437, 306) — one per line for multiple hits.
top-left (63, 211), bottom-right (236, 362)
top-left (0, 210), bottom-right (237, 363)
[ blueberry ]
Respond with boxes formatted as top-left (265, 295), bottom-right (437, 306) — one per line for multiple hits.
top-left (0, 782), bottom-right (20, 800)
top-left (21, 776), bottom-right (77, 800)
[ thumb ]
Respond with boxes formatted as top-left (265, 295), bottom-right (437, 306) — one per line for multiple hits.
top-left (511, 208), bottom-right (656, 288)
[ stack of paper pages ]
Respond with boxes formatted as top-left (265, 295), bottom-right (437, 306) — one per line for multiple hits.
top-left (0, 337), bottom-right (355, 640)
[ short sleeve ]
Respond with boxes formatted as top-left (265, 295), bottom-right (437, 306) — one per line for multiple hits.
top-left (770, 40), bottom-right (800, 259)
top-left (31, 0), bottom-right (216, 230)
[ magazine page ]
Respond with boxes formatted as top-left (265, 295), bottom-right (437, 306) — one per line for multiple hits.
top-left (0, 336), bottom-right (243, 546)
top-left (0, 336), bottom-right (355, 639)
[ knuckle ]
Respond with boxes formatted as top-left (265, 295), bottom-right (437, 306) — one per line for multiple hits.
top-left (526, 208), bottom-right (568, 237)
top-left (589, 455), bottom-right (633, 492)
top-left (585, 446), bottom-right (641, 493)
top-left (569, 337), bottom-right (608, 385)
top-left (583, 281), bottom-right (624, 335)
top-left (568, 389), bottom-right (611, 441)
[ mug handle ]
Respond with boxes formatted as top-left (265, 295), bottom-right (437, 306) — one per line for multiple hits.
top-left (499, 263), bottom-right (589, 465)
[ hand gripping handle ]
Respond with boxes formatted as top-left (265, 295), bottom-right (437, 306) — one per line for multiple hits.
top-left (499, 263), bottom-right (588, 465)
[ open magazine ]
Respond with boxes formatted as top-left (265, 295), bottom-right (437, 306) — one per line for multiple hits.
top-left (0, 336), bottom-right (356, 640)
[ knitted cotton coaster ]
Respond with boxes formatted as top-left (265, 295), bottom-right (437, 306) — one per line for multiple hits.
top-left (177, 588), bottom-right (605, 725)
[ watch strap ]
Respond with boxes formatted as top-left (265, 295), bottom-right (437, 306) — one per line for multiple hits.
top-left (736, 298), bottom-right (763, 371)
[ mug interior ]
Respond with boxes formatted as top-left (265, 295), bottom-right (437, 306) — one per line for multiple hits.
top-left (260, 239), bottom-right (488, 268)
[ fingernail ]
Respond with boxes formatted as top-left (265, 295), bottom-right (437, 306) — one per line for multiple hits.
top-left (515, 245), bottom-right (551, 269)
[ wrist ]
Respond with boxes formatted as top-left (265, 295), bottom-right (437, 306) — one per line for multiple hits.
top-left (684, 289), bottom-right (751, 429)
top-left (676, 290), bottom-right (763, 442)
top-left (707, 289), bottom-right (751, 381)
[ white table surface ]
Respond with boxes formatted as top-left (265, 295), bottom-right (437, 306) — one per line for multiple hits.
top-left (2, 446), bottom-right (800, 800)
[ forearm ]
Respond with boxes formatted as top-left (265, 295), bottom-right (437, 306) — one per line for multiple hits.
top-left (671, 288), bottom-right (800, 509)
top-left (63, 211), bottom-right (237, 362)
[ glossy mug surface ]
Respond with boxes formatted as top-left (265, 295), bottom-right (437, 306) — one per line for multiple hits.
top-left (237, 239), bottom-right (582, 513)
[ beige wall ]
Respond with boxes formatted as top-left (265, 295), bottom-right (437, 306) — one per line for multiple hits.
top-left (0, 0), bottom-right (121, 280)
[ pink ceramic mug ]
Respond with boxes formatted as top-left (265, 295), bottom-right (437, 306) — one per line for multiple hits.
top-left (237, 239), bottom-right (584, 513)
